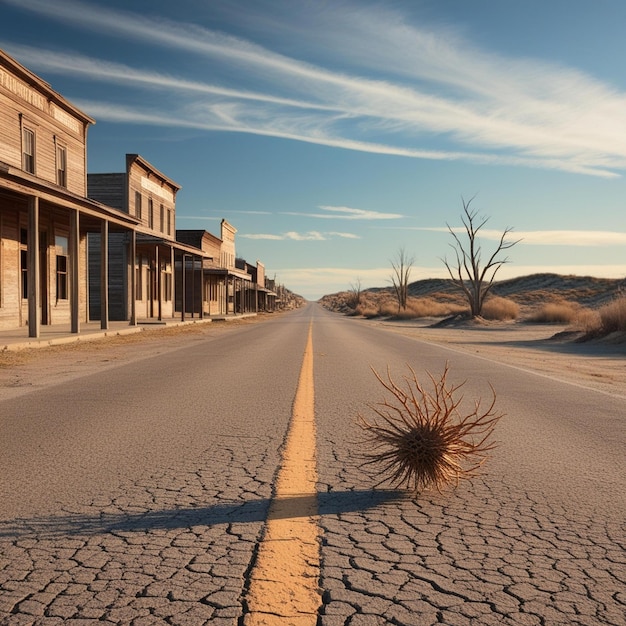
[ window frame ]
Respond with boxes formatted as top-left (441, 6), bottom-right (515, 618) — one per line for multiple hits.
top-left (135, 191), bottom-right (142, 220)
top-left (148, 198), bottom-right (154, 229)
top-left (22, 127), bottom-right (35, 174)
top-left (56, 144), bottom-right (67, 187)
top-left (55, 235), bottom-right (69, 301)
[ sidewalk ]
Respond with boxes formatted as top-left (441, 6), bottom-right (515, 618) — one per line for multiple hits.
top-left (0, 313), bottom-right (257, 352)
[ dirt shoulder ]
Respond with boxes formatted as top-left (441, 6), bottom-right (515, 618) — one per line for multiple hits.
top-left (0, 316), bottom-right (267, 401)
top-left (366, 318), bottom-right (626, 397)
top-left (2, 313), bottom-right (625, 400)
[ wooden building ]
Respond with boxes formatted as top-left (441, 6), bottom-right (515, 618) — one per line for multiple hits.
top-left (175, 229), bottom-right (227, 316)
top-left (0, 49), bottom-right (138, 336)
top-left (1, 49), bottom-right (277, 337)
top-left (177, 220), bottom-right (258, 316)
top-left (236, 258), bottom-right (276, 312)
top-left (88, 154), bottom-right (207, 323)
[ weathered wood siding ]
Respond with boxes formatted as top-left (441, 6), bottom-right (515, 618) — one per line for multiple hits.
top-left (87, 174), bottom-right (126, 211)
top-left (0, 62), bottom-right (90, 196)
top-left (127, 156), bottom-right (178, 238)
top-left (88, 231), bottom-right (130, 321)
top-left (0, 208), bottom-right (21, 330)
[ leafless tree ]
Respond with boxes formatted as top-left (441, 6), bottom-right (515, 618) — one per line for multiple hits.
top-left (347, 277), bottom-right (363, 309)
top-left (391, 247), bottom-right (414, 312)
top-left (443, 197), bottom-right (520, 318)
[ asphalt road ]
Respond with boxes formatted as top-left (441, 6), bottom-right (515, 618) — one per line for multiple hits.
top-left (0, 303), bottom-right (624, 625)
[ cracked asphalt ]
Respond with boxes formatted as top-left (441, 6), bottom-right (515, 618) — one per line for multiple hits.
top-left (0, 437), bottom-right (275, 625)
top-left (316, 454), bottom-right (625, 625)
top-left (1, 304), bottom-right (625, 625)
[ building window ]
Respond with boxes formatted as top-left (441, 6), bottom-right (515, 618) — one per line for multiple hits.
top-left (56, 145), bottom-right (67, 187)
top-left (160, 204), bottom-right (164, 233)
top-left (135, 191), bottom-right (142, 220)
top-left (20, 228), bottom-right (28, 299)
top-left (167, 209), bottom-right (172, 236)
top-left (20, 249), bottom-right (28, 299)
top-left (148, 199), bottom-right (154, 229)
top-left (164, 271), bottom-right (172, 301)
top-left (22, 128), bottom-right (35, 174)
top-left (56, 236), bottom-right (68, 300)
top-left (135, 257), bottom-right (143, 300)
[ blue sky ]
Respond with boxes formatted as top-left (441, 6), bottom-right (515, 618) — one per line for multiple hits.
top-left (1, 0), bottom-right (625, 300)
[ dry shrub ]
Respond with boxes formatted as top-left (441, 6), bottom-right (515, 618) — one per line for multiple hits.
top-left (358, 364), bottom-right (503, 494)
top-left (573, 308), bottom-right (600, 333)
top-left (527, 301), bottom-right (580, 324)
top-left (405, 297), bottom-right (467, 318)
top-left (356, 304), bottom-right (380, 319)
top-left (378, 301), bottom-right (400, 317)
top-left (598, 296), bottom-right (626, 333)
top-left (481, 296), bottom-right (519, 320)
top-left (376, 297), bottom-right (467, 319)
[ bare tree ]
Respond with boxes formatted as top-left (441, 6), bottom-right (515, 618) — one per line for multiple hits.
top-left (347, 277), bottom-right (363, 309)
top-left (390, 247), bottom-right (414, 312)
top-left (443, 197), bottom-right (520, 318)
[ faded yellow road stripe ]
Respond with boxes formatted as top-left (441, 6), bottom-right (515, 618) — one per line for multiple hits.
top-left (243, 323), bottom-right (321, 625)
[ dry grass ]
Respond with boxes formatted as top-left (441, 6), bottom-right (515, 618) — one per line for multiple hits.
top-left (526, 301), bottom-right (582, 324)
top-left (596, 296), bottom-right (626, 334)
top-left (481, 296), bottom-right (519, 321)
top-left (358, 363), bottom-right (503, 495)
top-left (356, 296), bottom-right (466, 320)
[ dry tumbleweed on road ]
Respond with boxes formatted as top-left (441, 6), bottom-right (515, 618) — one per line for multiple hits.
top-left (358, 362), bottom-right (503, 494)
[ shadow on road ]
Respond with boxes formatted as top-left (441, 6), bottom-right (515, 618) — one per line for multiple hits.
top-left (0, 489), bottom-right (407, 539)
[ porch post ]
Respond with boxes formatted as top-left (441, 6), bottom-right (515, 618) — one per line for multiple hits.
top-left (199, 257), bottom-right (204, 320)
top-left (27, 196), bottom-right (40, 338)
top-left (156, 245), bottom-right (162, 321)
top-left (190, 255), bottom-right (195, 319)
top-left (69, 209), bottom-right (80, 334)
top-left (223, 272), bottom-right (230, 315)
top-left (100, 220), bottom-right (109, 330)
top-left (181, 253), bottom-right (187, 322)
top-left (170, 246), bottom-right (175, 319)
top-left (129, 230), bottom-right (137, 325)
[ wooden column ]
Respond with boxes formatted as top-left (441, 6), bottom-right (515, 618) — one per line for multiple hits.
top-left (27, 196), bottom-right (40, 338)
top-left (129, 231), bottom-right (137, 325)
top-left (181, 253), bottom-right (187, 322)
top-left (199, 257), bottom-right (204, 320)
top-left (156, 245), bottom-right (162, 321)
top-left (69, 208), bottom-right (80, 334)
top-left (100, 220), bottom-right (109, 330)
top-left (170, 246), bottom-right (175, 319)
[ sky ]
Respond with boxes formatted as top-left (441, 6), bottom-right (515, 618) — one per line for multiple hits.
top-left (1, 0), bottom-right (625, 300)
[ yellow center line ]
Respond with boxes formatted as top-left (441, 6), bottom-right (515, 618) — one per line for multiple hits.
top-left (243, 322), bottom-right (321, 625)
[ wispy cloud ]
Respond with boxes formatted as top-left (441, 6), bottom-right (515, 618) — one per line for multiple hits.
top-left (3, 0), bottom-right (626, 176)
top-left (284, 206), bottom-right (404, 220)
top-left (176, 215), bottom-right (220, 222)
top-left (414, 227), bottom-right (626, 246)
top-left (239, 233), bottom-right (284, 241)
top-left (240, 230), bottom-right (358, 241)
top-left (328, 232), bottom-right (361, 239)
top-left (514, 231), bottom-right (626, 246)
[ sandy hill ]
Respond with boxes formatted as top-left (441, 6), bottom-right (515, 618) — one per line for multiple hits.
top-left (320, 273), bottom-right (625, 313)
top-left (413, 273), bottom-right (623, 307)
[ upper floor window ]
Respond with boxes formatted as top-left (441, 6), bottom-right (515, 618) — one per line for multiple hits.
top-left (160, 203), bottom-right (164, 233)
top-left (56, 145), bottom-right (67, 187)
top-left (22, 128), bottom-right (35, 174)
top-left (148, 199), bottom-right (154, 229)
top-left (135, 191), bottom-right (142, 220)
